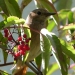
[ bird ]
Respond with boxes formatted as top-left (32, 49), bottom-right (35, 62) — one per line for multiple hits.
top-left (14, 8), bottom-right (56, 75)
top-left (25, 8), bottom-right (56, 62)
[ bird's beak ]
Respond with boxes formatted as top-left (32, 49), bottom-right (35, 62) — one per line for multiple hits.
top-left (49, 12), bottom-right (56, 15)
top-left (45, 12), bottom-right (56, 16)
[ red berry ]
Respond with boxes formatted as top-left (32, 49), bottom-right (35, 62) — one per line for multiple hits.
top-left (4, 28), bottom-right (8, 33)
top-left (21, 41), bottom-right (25, 45)
top-left (25, 44), bottom-right (30, 50)
top-left (23, 45), bottom-right (27, 51)
top-left (18, 36), bottom-right (22, 41)
top-left (8, 35), bottom-right (13, 41)
top-left (26, 39), bottom-right (29, 43)
top-left (26, 46), bottom-right (30, 50)
top-left (14, 52), bottom-right (20, 57)
top-left (20, 50), bottom-right (25, 55)
top-left (23, 34), bottom-right (27, 38)
top-left (17, 45), bottom-right (23, 50)
top-left (4, 33), bottom-right (9, 37)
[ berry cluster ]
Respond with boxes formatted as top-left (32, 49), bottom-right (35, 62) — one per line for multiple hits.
top-left (3, 28), bottom-right (31, 60)
top-left (15, 35), bottom-right (31, 58)
top-left (4, 28), bottom-right (13, 41)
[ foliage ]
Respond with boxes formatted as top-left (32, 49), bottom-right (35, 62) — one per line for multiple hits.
top-left (0, 0), bottom-right (75, 75)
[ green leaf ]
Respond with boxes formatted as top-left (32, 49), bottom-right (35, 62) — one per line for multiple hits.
top-left (0, 70), bottom-right (10, 75)
top-left (52, 35), bottom-right (68, 75)
top-left (7, 16), bottom-right (25, 25)
top-left (47, 63), bottom-right (59, 75)
top-left (5, 0), bottom-right (20, 17)
top-left (0, 0), bottom-right (9, 16)
top-left (56, 0), bottom-right (72, 10)
top-left (42, 35), bottom-right (51, 74)
top-left (14, 18), bottom-right (25, 24)
top-left (60, 39), bottom-right (75, 62)
top-left (26, 72), bottom-right (35, 75)
top-left (59, 9), bottom-right (71, 19)
top-left (59, 9), bottom-right (74, 23)
top-left (0, 32), bottom-right (4, 41)
top-left (0, 16), bottom-right (25, 29)
top-left (7, 15), bottom-right (19, 21)
top-left (47, 20), bottom-right (56, 31)
top-left (3, 48), bottom-right (8, 64)
top-left (41, 28), bottom-right (68, 75)
top-left (7, 0), bottom-right (21, 18)
top-left (35, 54), bottom-right (42, 68)
top-left (0, 32), bottom-right (8, 63)
top-left (0, 20), bottom-right (7, 29)
top-left (68, 11), bottom-right (74, 23)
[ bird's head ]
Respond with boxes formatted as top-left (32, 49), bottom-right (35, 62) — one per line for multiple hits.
top-left (25, 9), bottom-right (56, 30)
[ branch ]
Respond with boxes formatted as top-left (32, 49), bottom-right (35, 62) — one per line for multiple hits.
top-left (0, 61), bottom-right (43, 75)
top-left (0, 62), bottom-right (13, 67)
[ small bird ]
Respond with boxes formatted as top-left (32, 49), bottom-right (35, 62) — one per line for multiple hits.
top-left (14, 9), bottom-right (56, 75)
top-left (26, 8), bottom-right (56, 62)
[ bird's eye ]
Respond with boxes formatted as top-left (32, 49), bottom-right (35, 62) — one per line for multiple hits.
top-left (37, 11), bottom-right (41, 15)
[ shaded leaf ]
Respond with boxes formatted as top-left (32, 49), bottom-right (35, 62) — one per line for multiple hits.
top-left (56, 0), bottom-right (72, 10)
top-left (52, 35), bottom-right (68, 75)
top-left (0, 20), bottom-right (7, 29)
top-left (8, 0), bottom-right (21, 18)
top-left (0, 70), bottom-right (10, 75)
top-left (42, 35), bottom-right (51, 74)
top-left (5, 0), bottom-right (18, 16)
top-left (41, 28), bottom-right (68, 75)
top-left (0, 0), bottom-right (9, 16)
top-left (68, 11), bottom-right (74, 23)
top-left (47, 20), bottom-right (56, 31)
top-left (47, 63), bottom-right (59, 75)
top-left (59, 9), bottom-right (71, 19)
top-left (0, 33), bottom-right (8, 63)
top-left (60, 39), bottom-right (75, 62)
top-left (26, 72), bottom-right (35, 75)
top-left (3, 48), bottom-right (8, 64)
top-left (35, 54), bottom-right (42, 69)
top-left (0, 32), bottom-right (8, 63)
top-left (59, 9), bottom-right (74, 24)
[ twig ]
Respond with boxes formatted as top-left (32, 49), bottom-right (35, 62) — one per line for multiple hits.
top-left (25, 62), bottom-right (38, 74)
top-left (30, 61), bottom-right (43, 75)
top-left (0, 62), bottom-right (13, 67)
top-left (0, 61), bottom-right (43, 75)
top-left (6, 25), bottom-right (40, 34)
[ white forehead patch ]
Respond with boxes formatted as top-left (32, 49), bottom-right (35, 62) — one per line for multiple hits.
top-left (25, 14), bottom-right (32, 25)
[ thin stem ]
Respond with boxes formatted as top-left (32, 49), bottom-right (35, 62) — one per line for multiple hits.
top-left (25, 62), bottom-right (38, 74)
top-left (30, 61), bottom-right (43, 75)
top-left (0, 62), bottom-right (13, 67)
top-left (25, 62), bottom-right (43, 75)
top-left (6, 25), bottom-right (40, 34)
top-left (0, 62), bottom-right (42, 75)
